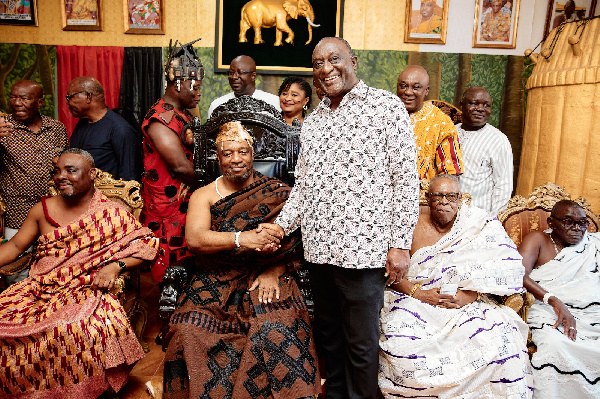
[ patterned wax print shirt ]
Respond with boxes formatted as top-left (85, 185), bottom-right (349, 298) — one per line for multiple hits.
top-left (275, 81), bottom-right (420, 269)
top-left (0, 114), bottom-right (68, 229)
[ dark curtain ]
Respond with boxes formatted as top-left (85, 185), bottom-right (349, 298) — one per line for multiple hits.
top-left (119, 47), bottom-right (164, 126)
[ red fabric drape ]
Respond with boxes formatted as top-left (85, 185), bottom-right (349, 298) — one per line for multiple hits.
top-left (57, 46), bottom-right (125, 137)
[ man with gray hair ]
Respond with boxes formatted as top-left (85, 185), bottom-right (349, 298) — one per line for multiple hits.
top-left (67, 76), bottom-right (139, 180)
top-left (379, 174), bottom-right (532, 398)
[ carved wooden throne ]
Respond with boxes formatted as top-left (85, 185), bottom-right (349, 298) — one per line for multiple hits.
top-left (158, 96), bottom-right (304, 350)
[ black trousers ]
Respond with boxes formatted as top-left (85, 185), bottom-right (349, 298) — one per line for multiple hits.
top-left (307, 263), bottom-right (386, 399)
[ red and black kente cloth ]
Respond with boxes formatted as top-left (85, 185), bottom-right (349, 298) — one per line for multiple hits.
top-left (164, 172), bottom-right (319, 399)
top-left (140, 99), bottom-right (194, 281)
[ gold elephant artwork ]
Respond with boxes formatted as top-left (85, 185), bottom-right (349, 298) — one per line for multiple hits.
top-left (239, 0), bottom-right (320, 46)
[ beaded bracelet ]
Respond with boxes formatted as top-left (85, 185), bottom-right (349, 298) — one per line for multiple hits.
top-left (408, 283), bottom-right (421, 297)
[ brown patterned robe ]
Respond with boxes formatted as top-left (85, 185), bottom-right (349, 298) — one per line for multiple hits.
top-left (0, 190), bottom-right (159, 398)
top-left (164, 173), bottom-right (319, 399)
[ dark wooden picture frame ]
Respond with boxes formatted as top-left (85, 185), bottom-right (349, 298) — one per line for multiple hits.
top-left (215, 0), bottom-right (344, 75)
top-left (124, 0), bottom-right (165, 35)
top-left (62, 0), bottom-right (102, 31)
top-left (0, 0), bottom-right (38, 26)
top-left (544, 0), bottom-right (597, 37)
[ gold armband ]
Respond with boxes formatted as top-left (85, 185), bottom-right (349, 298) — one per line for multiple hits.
top-left (408, 283), bottom-right (421, 297)
top-left (476, 292), bottom-right (483, 301)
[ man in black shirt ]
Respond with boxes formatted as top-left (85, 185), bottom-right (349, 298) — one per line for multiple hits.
top-left (67, 76), bottom-right (139, 180)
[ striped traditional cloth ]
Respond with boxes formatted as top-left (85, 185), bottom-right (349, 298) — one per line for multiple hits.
top-left (457, 122), bottom-right (513, 216)
top-left (410, 101), bottom-right (464, 181)
top-left (0, 190), bottom-right (159, 397)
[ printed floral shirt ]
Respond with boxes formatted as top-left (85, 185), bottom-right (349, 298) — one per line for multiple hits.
top-left (275, 81), bottom-right (419, 269)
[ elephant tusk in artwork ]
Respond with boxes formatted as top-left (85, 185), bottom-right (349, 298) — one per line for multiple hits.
top-left (306, 16), bottom-right (320, 27)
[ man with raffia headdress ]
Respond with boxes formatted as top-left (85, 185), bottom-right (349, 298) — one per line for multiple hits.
top-left (0, 148), bottom-right (159, 397)
top-left (140, 39), bottom-right (204, 281)
top-left (410, 0), bottom-right (444, 34)
top-left (163, 121), bottom-right (319, 398)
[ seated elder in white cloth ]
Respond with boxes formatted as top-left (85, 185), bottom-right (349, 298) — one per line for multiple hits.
top-left (379, 174), bottom-right (532, 398)
top-left (519, 200), bottom-right (600, 399)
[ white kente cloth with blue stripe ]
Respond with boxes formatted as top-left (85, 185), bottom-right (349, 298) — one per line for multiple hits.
top-left (379, 203), bottom-right (533, 398)
top-left (528, 232), bottom-right (600, 399)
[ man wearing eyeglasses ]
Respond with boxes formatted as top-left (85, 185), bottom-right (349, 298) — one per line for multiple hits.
top-left (67, 76), bottom-right (139, 181)
top-left (0, 80), bottom-right (67, 286)
top-left (379, 174), bottom-right (532, 398)
top-left (207, 55), bottom-right (281, 118)
top-left (519, 199), bottom-right (600, 398)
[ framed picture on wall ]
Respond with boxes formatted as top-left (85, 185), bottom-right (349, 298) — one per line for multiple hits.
top-left (124, 0), bottom-right (164, 34)
top-left (0, 0), bottom-right (38, 26)
top-left (404, 0), bottom-right (449, 44)
top-left (61, 0), bottom-right (102, 31)
top-left (215, 0), bottom-right (344, 75)
top-left (544, 0), bottom-right (597, 36)
top-left (473, 0), bottom-right (521, 48)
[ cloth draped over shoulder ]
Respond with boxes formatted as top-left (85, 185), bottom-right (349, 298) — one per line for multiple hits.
top-left (0, 190), bottom-right (159, 398)
top-left (164, 172), bottom-right (319, 398)
top-left (140, 98), bottom-right (194, 281)
top-left (379, 203), bottom-right (532, 398)
top-left (528, 232), bottom-right (600, 398)
top-left (410, 102), bottom-right (463, 180)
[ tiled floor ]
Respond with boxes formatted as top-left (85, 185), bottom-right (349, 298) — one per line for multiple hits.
top-left (118, 272), bottom-right (165, 399)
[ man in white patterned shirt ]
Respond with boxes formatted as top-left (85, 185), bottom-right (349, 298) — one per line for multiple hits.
top-left (457, 87), bottom-right (513, 215)
top-left (261, 37), bottom-right (419, 398)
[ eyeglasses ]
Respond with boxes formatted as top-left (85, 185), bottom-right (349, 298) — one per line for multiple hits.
top-left (65, 90), bottom-right (88, 102)
top-left (227, 70), bottom-right (253, 78)
top-left (550, 216), bottom-right (589, 230)
top-left (429, 192), bottom-right (460, 203)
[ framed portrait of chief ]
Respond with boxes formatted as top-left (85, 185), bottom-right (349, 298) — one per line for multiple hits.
top-left (544, 0), bottom-right (597, 37)
top-left (61, 0), bottom-right (102, 31)
top-left (473, 0), bottom-right (521, 48)
top-left (123, 0), bottom-right (165, 34)
top-left (0, 0), bottom-right (37, 26)
top-left (404, 0), bottom-right (449, 44)
top-left (214, 0), bottom-right (344, 75)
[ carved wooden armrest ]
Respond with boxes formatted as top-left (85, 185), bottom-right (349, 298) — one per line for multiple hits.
top-left (109, 271), bottom-right (130, 302)
top-left (502, 293), bottom-right (525, 313)
top-left (0, 253), bottom-right (34, 277)
top-left (159, 256), bottom-right (196, 351)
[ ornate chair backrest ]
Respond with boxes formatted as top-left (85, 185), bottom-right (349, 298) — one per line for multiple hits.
top-left (182, 96), bottom-right (301, 186)
top-left (426, 100), bottom-right (462, 125)
top-left (49, 170), bottom-right (144, 220)
top-left (498, 182), bottom-right (599, 247)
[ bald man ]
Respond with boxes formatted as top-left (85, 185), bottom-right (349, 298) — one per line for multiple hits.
top-left (457, 87), bottom-right (513, 215)
top-left (397, 65), bottom-right (463, 180)
top-left (67, 76), bottom-right (139, 181)
top-left (0, 80), bottom-right (67, 284)
top-left (207, 55), bottom-right (281, 118)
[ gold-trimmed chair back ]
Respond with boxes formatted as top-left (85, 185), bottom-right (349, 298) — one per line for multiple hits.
top-left (498, 182), bottom-right (599, 247)
top-left (426, 100), bottom-right (462, 125)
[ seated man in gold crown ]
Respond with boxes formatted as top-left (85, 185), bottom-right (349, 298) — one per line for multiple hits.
top-left (163, 121), bottom-right (319, 398)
